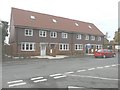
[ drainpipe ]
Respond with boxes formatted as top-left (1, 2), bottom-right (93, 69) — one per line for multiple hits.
top-left (71, 32), bottom-right (74, 55)
top-left (16, 28), bottom-right (18, 57)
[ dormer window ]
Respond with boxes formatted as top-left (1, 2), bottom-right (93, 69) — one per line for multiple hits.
top-left (52, 19), bottom-right (57, 23)
top-left (30, 15), bottom-right (35, 19)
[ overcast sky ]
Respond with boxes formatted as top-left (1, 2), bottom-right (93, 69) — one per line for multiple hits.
top-left (0, 0), bottom-right (119, 41)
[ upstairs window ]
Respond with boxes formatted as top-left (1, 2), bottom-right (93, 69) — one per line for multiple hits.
top-left (76, 34), bottom-right (82, 39)
top-left (50, 32), bottom-right (57, 38)
top-left (91, 36), bottom-right (95, 40)
top-left (61, 33), bottom-right (68, 38)
top-left (39, 30), bottom-right (47, 37)
top-left (85, 35), bottom-right (89, 40)
top-left (25, 29), bottom-right (33, 36)
top-left (98, 37), bottom-right (101, 41)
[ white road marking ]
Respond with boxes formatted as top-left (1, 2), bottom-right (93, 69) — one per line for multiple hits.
top-left (68, 74), bottom-right (119, 81)
top-left (33, 79), bottom-right (47, 83)
top-left (50, 73), bottom-right (62, 77)
top-left (7, 80), bottom-right (23, 84)
top-left (53, 75), bottom-right (66, 79)
top-left (111, 65), bottom-right (117, 67)
top-left (68, 86), bottom-right (84, 88)
top-left (88, 68), bottom-right (95, 71)
top-left (104, 65), bottom-right (110, 68)
top-left (31, 76), bottom-right (44, 80)
top-left (96, 67), bottom-right (103, 69)
top-left (77, 69), bottom-right (86, 72)
top-left (65, 71), bottom-right (74, 74)
top-left (9, 82), bottom-right (26, 87)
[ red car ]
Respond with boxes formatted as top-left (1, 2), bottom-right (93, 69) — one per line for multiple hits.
top-left (94, 49), bottom-right (116, 58)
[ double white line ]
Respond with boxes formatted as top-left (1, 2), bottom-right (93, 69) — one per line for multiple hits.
top-left (68, 86), bottom-right (84, 89)
top-left (30, 76), bottom-right (47, 83)
top-left (7, 80), bottom-right (26, 87)
top-left (50, 73), bottom-right (66, 79)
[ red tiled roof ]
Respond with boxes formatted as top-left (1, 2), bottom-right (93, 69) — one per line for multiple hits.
top-left (11, 8), bottom-right (104, 36)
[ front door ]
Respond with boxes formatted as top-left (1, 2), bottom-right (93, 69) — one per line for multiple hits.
top-left (40, 44), bottom-right (46, 56)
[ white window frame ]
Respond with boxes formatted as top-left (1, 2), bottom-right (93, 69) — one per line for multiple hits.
top-left (91, 36), bottom-right (95, 41)
top-left (59, 43), bottom-right (69, 51)
top-left (99, 45), bottom-right (102, 49)
top-left (21, 42), bottom-right (35, 51)
top-left (96, 44), bottom-right (102, 49)
top-left (85, 35), bottom-right (89, 40)
top-left (39, 30), bottom-right (47, 37)
top-left (50, 31), bottom-right (57, 38)
top-left (61, 33), bottom-right (68, 38)
top-left (25, 29), bottom-right (33, 36)
top-left (76, 34), bottom-right (82, 40)
top-left (98, 37), bottom-right (101, 41)
top-left (75, 44), bottom-right (83, 50)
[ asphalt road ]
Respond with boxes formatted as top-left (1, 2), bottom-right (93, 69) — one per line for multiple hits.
top-left (2, 55), bottom-right (119, 89)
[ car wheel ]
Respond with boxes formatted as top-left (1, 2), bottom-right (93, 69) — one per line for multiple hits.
top-left (103, 55), bottom-right (106, 58)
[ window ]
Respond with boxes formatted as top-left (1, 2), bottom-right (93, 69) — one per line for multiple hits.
top-left (75, 44), bottom-right (83, 50)
top-left (59, 43), bottom-right (69, 51)
top-left (76, 34), bottom-right (82, 39)
top-left (91, 36), bottom-right (95, 40)
top-left (39, 30), bottom-right (47, 37)
top-left (85, 35), bottom-right (89, 40)
top-left (50, 32), bottom-right (57, 38)
top-left (75, 23), bottom-right (79, 26)
top-left (30, 15), bottom-right (35, 19)
top-left (52, 19), bottom-right (57, 23)
top-left (61, 33), bottom-right (68, 38)
top-left (96, 45), bottom-right (102, 49)
top-left (21, 42), bottom-right (35, 51)
top-left (25, 29), bottom-right (33, 36)
top-left (88, 25), bottom-right (92, 29)
top-left (98, 45), bottom-right (102, 49)
top-left (98, 37), bottom-right (101, 41)
top-left (99, 45), bottom-right (102, 49)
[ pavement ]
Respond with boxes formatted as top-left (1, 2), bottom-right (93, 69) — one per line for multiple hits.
top-left (30, 55), bottom-right (69, 59)
top-left (3, 53), bottom-right (92, 59)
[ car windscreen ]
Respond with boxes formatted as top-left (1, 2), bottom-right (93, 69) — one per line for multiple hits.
top-left (97, 49), bottom-right (103, 52)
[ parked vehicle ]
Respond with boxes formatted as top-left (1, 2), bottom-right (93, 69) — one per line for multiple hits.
top-left (94, 49), bottom-right (116, 58)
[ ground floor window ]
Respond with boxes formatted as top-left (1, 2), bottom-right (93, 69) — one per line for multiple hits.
top-left (75, 44), bottom-right (83, 50)
top-left (96, 45), bottom-right (102, 49)
top-left (59, 43), bottom-right (69, 51)
top-left (21, 42), bottom-right (35, 51)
